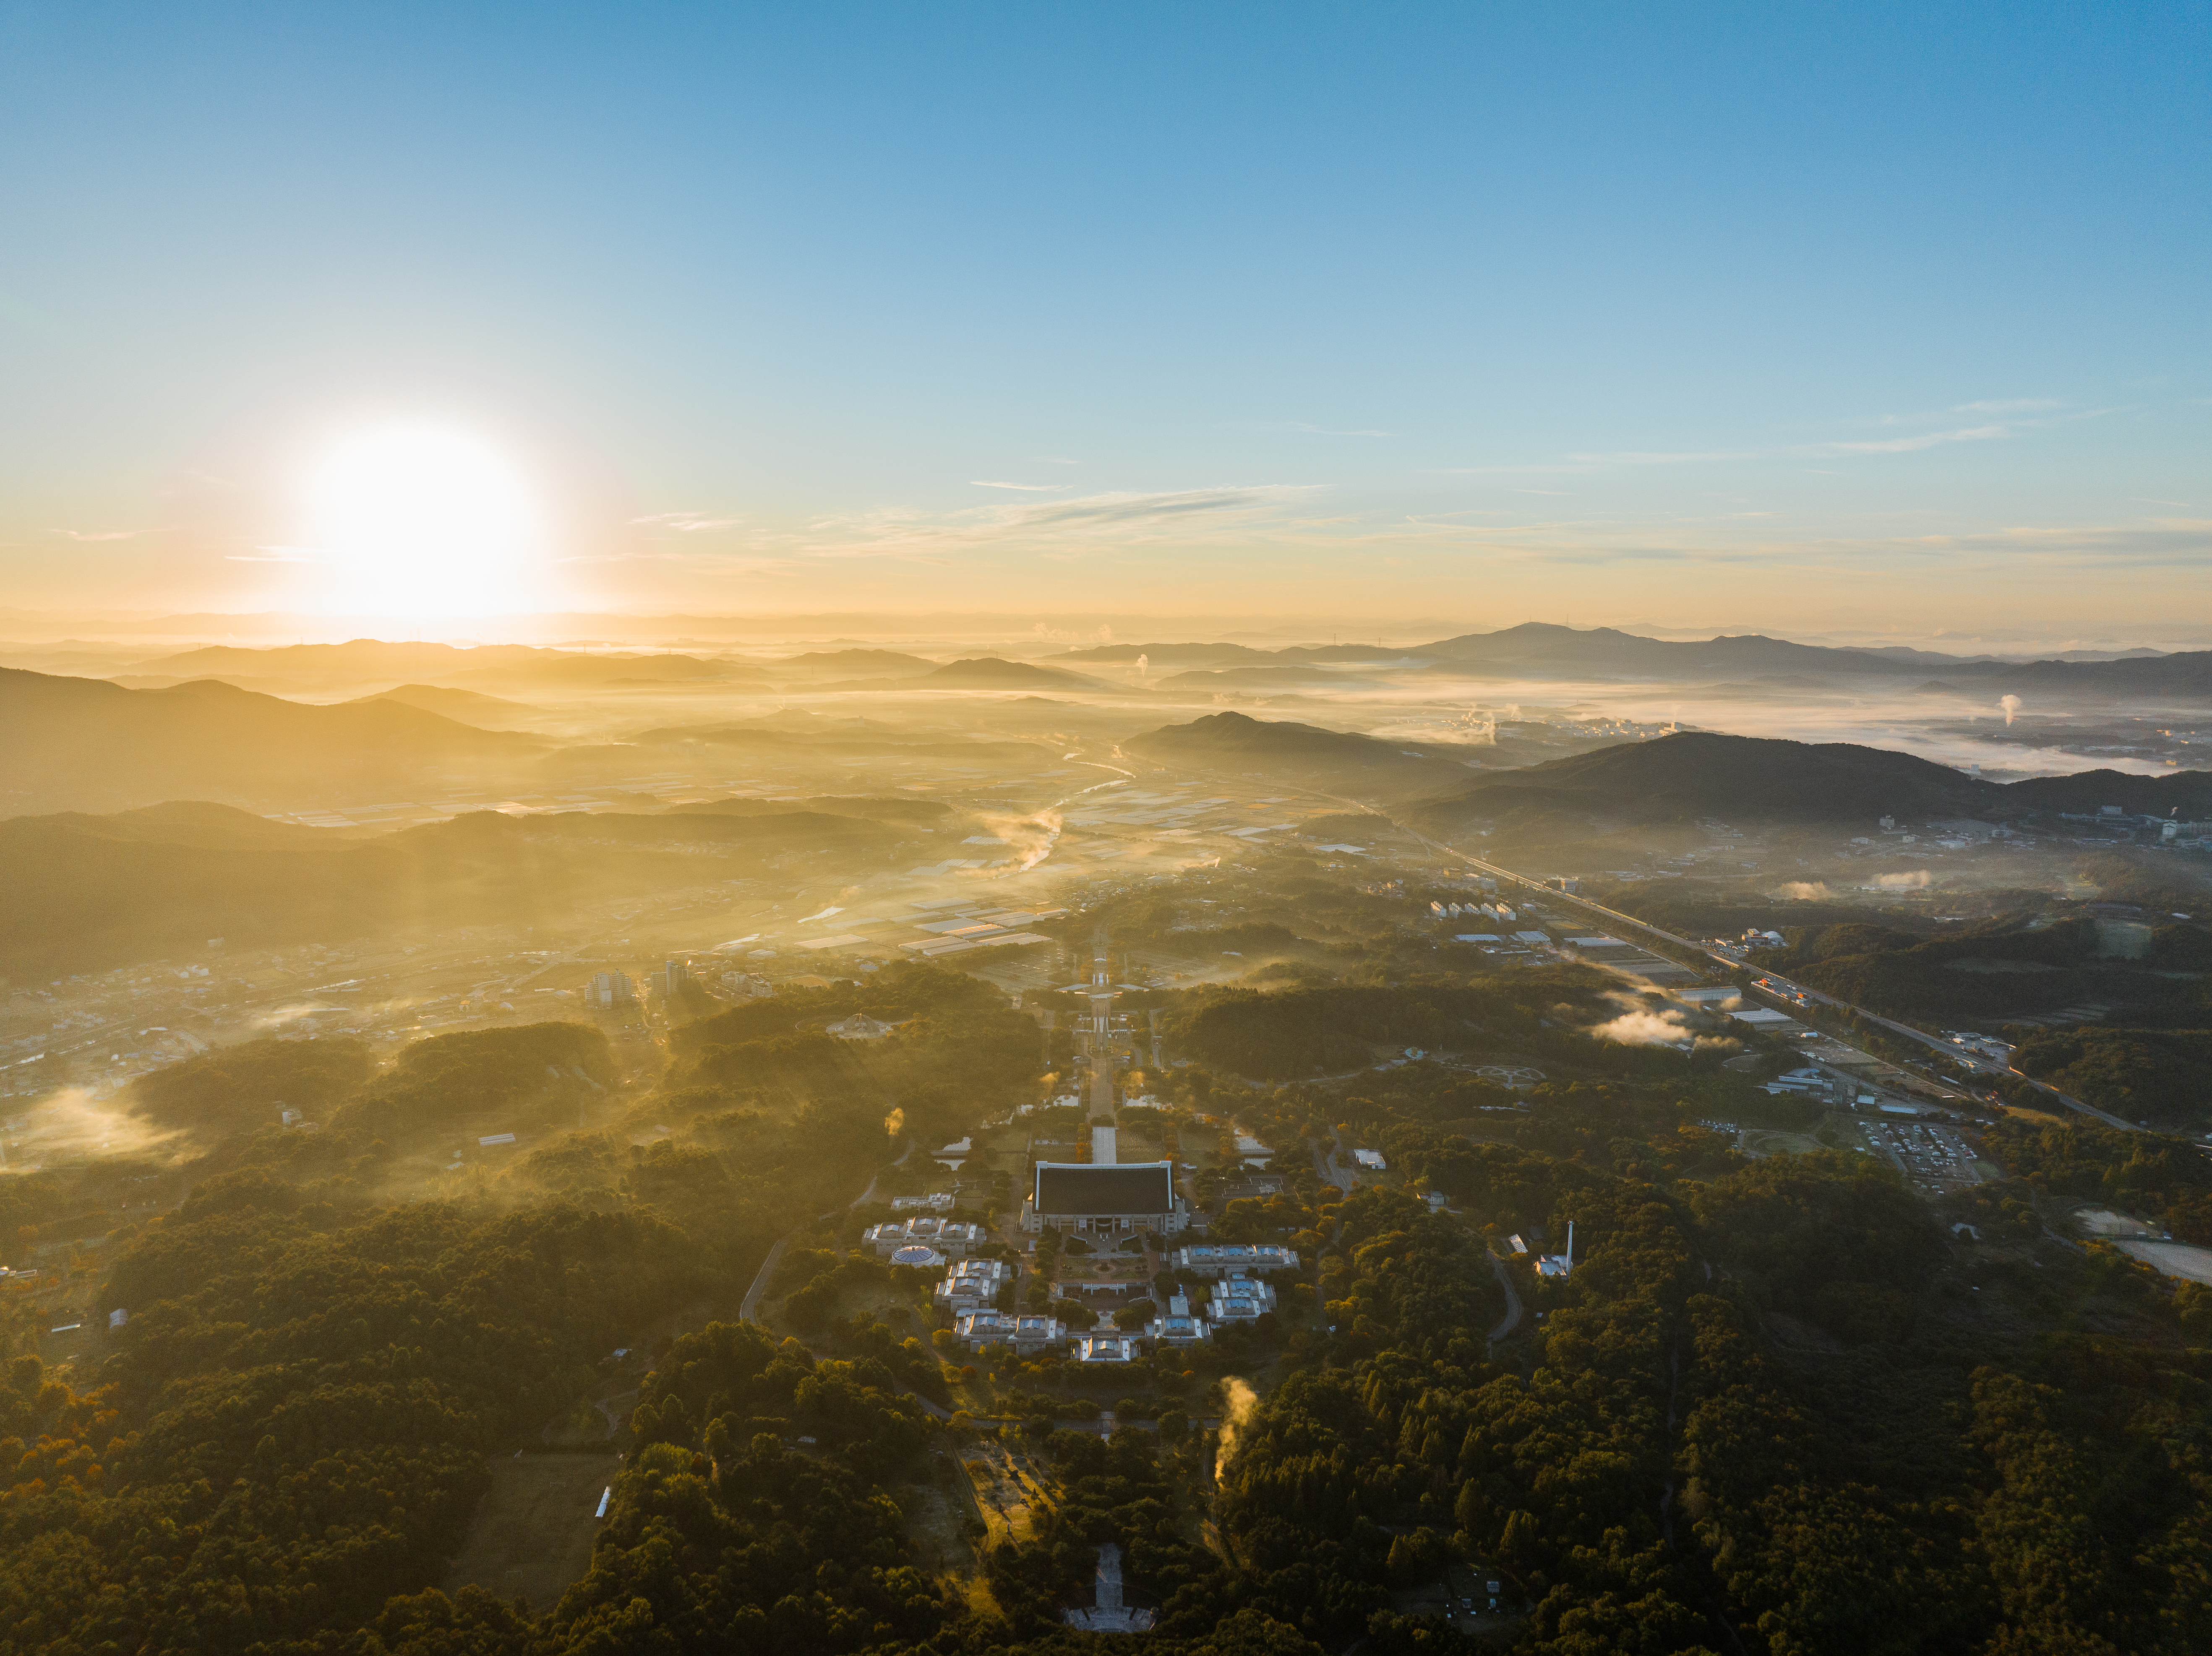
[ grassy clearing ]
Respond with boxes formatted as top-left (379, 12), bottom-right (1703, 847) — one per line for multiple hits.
top-left (444, 1453), bottom-right (618, 1612)
top-left (897, 1473), bottom-right (981, 1576)
top-left (958, 1441), bottom-right (1061, 1545)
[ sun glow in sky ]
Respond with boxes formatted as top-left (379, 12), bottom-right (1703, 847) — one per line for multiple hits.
top-left (300, 427), bottom-right (544, 617)
top-left (0, 5), bottom-right (2206, 633)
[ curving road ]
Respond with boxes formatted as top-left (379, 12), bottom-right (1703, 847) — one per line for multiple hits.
top-left (1485, 1254), bottom-right (1522, 1344)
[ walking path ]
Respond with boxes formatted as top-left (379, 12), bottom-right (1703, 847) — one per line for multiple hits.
top-left (1064, 1541), bottom-right (1156, 1631)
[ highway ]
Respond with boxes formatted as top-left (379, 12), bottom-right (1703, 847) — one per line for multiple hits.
top-left (1137, 758), bottom-right (2141, 1135)
top-left (1404, 834), bottom-right (2142, 1134)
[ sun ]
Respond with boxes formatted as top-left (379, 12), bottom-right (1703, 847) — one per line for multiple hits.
top-left (303, 426), bottom-right (544, 616)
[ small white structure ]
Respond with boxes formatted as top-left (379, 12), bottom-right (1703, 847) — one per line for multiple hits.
top-left (953, 1310), bottom-right (1066, 1352)
top-left (865, 1216), bottom-right (987, 1258)
top-left (1171, 1243), bottom-right (1299, 1277)
top-left (1732, 1007), bottom-right (1797, 1028)
top-left (933, 1257), bottom-right (1012, 1312)
top-left (1146, 1292), bottom-right (1210, 1346)
top-left (1352, 1148), bottom-right (1386, 1171)
top-left (1205, 1275), bottom-right (1277, 1323)
top-left (1074, 1333), bottom-right (1141, 1364)
top-left (892, 1193), bottom-right (955, 1213)
top-left (889, 1245), bottom-right (945, 1269)
top-left (1537, 1221), bottom-right (1576, 1280)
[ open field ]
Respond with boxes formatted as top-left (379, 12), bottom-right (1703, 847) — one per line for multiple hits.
top-left (444, 1453), bottom-right (618, 1611)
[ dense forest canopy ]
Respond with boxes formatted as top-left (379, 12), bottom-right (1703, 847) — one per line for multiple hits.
top-left (3, 924), bottom-right (2209, 1656)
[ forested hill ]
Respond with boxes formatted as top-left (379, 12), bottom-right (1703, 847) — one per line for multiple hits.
top-left (1125, 711), bottom-right (1479, 798)
top-left (0, 800), bottom-right (928, 977)
top-left (0, 667), bottom-right (539, 812)
top-left (1409, 729), bottom-right (2212, 828)
top-left (5, 953), bottom-right (2211, 1653)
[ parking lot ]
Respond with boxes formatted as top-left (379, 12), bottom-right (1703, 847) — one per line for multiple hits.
top-left (1863, 1121), bottom-right (1985, 1195)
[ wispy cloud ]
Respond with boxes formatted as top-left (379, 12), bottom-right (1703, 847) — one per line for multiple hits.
top-left (1823, 424), bottom-right (2009, 455)
top-left (1010, 486), bottom-right (1311, 528)
top-left (55, 527), bottom-right (163, 542)
top-left (1953, 397), bottom-right (2063, 414)
top-left (631, 511), bottom-right (739, 532)
top-left (228, 545), bottom-right (333, 563)
top-left (970, 480), bottom-right (1065, 492)
top-left (782, 484), bottom-right (1321, 564)
top-left (1562, 450), bottom-right (1755, 466)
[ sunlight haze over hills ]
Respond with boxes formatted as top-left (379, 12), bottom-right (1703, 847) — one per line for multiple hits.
top-left (5, 13), bottom-right (2212, 1656)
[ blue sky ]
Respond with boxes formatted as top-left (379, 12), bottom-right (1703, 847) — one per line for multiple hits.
top-left (1, 2), bottom-right (2205, 634)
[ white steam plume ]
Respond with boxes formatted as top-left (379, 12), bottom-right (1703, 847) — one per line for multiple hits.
top-left (1873, 870), bottom-right (1932, 889)
top-left (1774, 881), bottom-right (1832, 901)
top-left (1999, 694), bottom-right (2022, 726)
top-left (1214, 1376), bottom-right (1258, 1485)
top-left (1455, 707), bottom-right (1498, 745)
top-left (978, 808), bottom-right (1064, 872)
top-left (1589, 1007), bottom-right (1698, 1047)
top-left (5, 1086), bottom-right (188, 1168)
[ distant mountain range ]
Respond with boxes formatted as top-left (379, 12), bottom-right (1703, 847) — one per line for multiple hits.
top-left (80, 623), bottom-right (2212, 701)
top-left (0, 669), bottom-right (540, 815)
top-left (1410, 732), bottom-right (2212, 830)
top-left (1059, 622), bottom-right (2212, 695)
top-left (1124, 714), bottom-right (2212, 831)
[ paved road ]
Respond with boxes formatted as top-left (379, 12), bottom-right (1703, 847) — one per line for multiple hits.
top-left (738, 1237), bottom-right (788, 1324)
top-left (1486, 1255), bottom-right (1523, 1344)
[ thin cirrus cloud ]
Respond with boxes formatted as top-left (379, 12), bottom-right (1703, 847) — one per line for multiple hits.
top-left (794, 484), bottom-right (1318, 562)
top-left (1562, 450), bottom-right (1758, 466)
top-left (1821, 424), bottom-right (2009, 455)
top-left (56, 526), bottom-right (162, 541)
top-left (969, 480), bottom-right (1066, 492)
top-left (631, 511), bottom-right (739, 532)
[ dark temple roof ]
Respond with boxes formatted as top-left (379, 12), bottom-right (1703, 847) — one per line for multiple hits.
top-left (1034, 1161), bottom-right (1174, 1215)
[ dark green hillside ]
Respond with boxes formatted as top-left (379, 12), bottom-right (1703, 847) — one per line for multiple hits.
top-left (1414, 730), bottom-right (1997, 829)
top-left (919, 656), bottom-right (1103, 689)
top-left (1126, 711), bottom-right (1477, 798)
top-left (350, 683), bottom-right (539, 725)
top-left (0, 802), bottom-right (922, 977)
top-left (128, 1035), bottom-right (376, 1138)
top-left (0, 668), bottom-right (539, 812)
